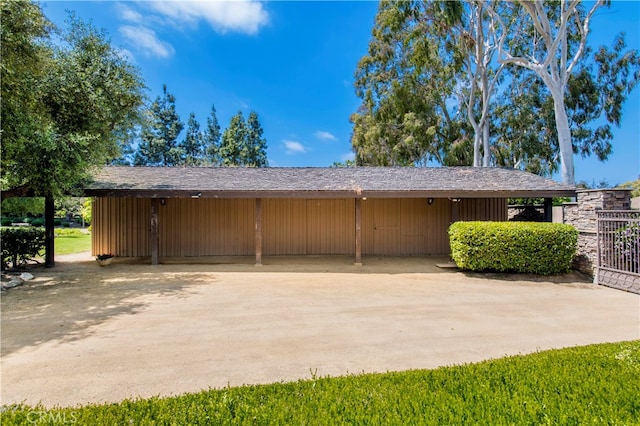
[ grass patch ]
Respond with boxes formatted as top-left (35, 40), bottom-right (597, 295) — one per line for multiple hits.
top-left (55, 231), bottom-right (91, 255)
top-left (2, 341), bottom-right (639, 425)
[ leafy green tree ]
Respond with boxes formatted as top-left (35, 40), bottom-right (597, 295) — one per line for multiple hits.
top-left (219, 112), bottom-right (247, 166)
top-left (351, 1), bottom-right (477, 167)
top-left (353, 0), bottom-right (639, 180)
top-left (203, 104), bottom-right (222, 165)
top-left (1, 1), bottom-right (52, 189)
top-left (243, 111), bottom-right (268, 167)
top-left (1, 2), bottom-right (145, 266)
top-left (493, 32), bottom-right (639, 178)
top-left (0, 198), bottom-right (45, 219)
top-left (134, 85), bottom-right (184, 166)
top-left (180, 113), bottom-right (204, 166)
top-left (488, 0), bottom-right (639, 184)
top-left (492, 69), bottom-right (558, 176)
top-left (81, 198), bottom-right (92, 226)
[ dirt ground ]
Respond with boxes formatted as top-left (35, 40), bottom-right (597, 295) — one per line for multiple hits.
top-left (1, 252), bottom-right (639, 408)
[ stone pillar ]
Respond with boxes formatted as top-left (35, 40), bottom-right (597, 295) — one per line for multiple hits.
top-left (563, 189), bottom-right (632, 276)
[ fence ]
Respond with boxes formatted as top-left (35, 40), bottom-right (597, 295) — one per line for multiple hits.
top-left (596, 210), bottom-right (640, 294)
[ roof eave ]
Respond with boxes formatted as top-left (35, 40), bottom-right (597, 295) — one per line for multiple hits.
top-left (83, 188), bottom-right (576, 199)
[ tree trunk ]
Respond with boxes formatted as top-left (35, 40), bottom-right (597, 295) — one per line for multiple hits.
top-left (45, 195), bottom-right (55, 268)
top-left (473, 132), bottom-right (481, 167)
top-left (550, 87), bottom-right (575, 185)
top-left (482, 120), bottom-right (490, 167)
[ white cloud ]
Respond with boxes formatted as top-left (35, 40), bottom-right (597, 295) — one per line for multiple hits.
top-left (119, 26), bottom-right (175, 59)
top-left (117, 3), bottom-right (144, 23)
top-left (148, 1), bottom-right (269, 35)
top-left (314, 130), bottom-right (337, 141)
top-left (283, 140), bottom-right (307, 154)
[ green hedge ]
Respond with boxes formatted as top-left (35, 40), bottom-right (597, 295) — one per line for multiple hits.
top-left (1, 227), bottom-right (46, 269)
top-left (449, 221), bottom-right (577, 274)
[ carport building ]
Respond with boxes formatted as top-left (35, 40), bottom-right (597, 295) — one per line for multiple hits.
top-left (84, 166), bottom-right (575, 265)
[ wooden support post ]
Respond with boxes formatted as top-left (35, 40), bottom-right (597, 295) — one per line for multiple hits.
top-left (255, 198), bottom-right (262, 266)
top-left (150, 198), bottom-right (159, 266)
top-left (544, 198), bottom-right (553, 222)
top-left (355, 198), bottom-right (362, 266)
top-left (44, 195), bottom-right (55, 268)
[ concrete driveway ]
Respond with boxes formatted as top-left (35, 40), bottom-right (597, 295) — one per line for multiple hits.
top-left (1, 254), bottom-right (638, 407)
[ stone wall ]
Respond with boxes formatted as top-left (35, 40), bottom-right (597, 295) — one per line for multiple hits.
top-left (563, 189), bottom-right (632, 276)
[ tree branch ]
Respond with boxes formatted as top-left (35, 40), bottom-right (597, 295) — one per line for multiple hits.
top-left (566, 0), bottom-right (603, 76)
top-left (1, 185), bottom-right (36, 202)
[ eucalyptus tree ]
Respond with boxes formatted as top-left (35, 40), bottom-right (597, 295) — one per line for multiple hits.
top-left (351, 0), bottom-right (468, 166)
top-left (461, 1), bottom-right (508, 167)
top-left (354, 0), bottom-right (639, 178)
top-left (487, 0), bottom-right (639, 184)
top-left (351, 0), bottom-right (508, 167)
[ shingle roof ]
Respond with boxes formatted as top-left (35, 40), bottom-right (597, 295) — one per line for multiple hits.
top-left (84, 166), bottom-right (576, 198)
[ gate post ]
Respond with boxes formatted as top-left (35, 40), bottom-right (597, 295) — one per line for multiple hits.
top-left (563, 189), bottom-right (631, 277)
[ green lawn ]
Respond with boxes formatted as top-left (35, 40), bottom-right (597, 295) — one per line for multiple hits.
top-left (55, 229), bottom-right (91, 255)
top-left (1, 340), bottom-right (638, 425)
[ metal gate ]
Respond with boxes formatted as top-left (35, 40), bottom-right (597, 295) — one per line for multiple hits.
top-left (596, 210), bottom-right (640, 294)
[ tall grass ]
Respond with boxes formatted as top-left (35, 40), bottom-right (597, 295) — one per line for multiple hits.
top-left (2, 340), bottom-right (638, 425)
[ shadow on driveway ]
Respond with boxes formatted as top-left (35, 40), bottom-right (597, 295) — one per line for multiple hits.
top-left (1, 268), bottom-right (212, 356)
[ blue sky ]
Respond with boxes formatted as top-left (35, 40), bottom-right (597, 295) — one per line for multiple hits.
top-left (42, 1), bottom-right (639, 185)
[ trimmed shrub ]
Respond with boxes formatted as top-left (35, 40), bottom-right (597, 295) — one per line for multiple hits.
top-left (30, 218), bottom-right (44, 227)
top-left (1, 227), bottom-right (46, 269)
top-left (54, 228), bottom-right (84, 237)
top-left (1, 217), bottom-right (13, 226)
top-left (449, 221), bottom-right (578, 274)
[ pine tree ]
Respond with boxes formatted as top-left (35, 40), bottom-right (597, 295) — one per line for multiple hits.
top-left (134, 85), bottom-right (184, 166)
top-left (219, 112), bottom-right (247, 166)
top-left (243, 111), bottom-right (268, 167)
top-left (180, 113), bottom-right (204, 166)
top-left (203, 104), bottom-right (221, 165)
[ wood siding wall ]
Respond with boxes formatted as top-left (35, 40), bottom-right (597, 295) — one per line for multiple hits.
top-left (361, 198), bottom-right (453, 255)
top-left (458, 198), bottom-right (508, 221)
top-left (92, 198), bottom-right (254, 257)
top-left (263, 199), bottom-right (355, 255)
top-left (93, 197), bottom-right (507, 258)
top-left (93, 197), bottom-right (151, 257)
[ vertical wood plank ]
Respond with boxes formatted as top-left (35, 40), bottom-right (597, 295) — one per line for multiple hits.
top-left (355, 198), bottom-right (362, 265)
top-left (255, 198), bottom-right (262, 265)
top-left (151, 198), bottom-right (159, 265)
